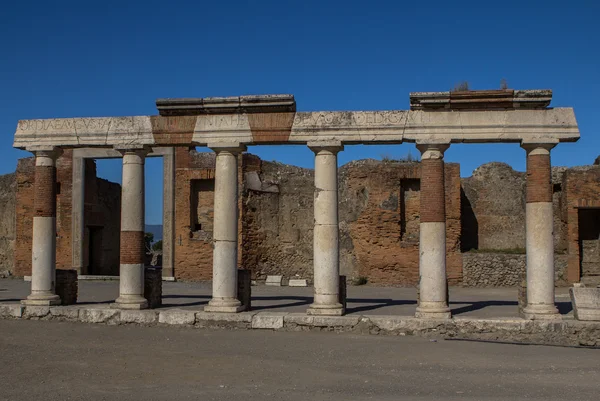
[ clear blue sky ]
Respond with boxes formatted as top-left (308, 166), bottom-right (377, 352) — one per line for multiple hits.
top-left (1, 0), bottom-right (598, 224)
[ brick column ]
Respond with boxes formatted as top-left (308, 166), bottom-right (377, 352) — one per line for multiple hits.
top-left (204, 144), bottom-right (246, 313)
top-left (415, 143), bottom-right (451, 319)
top-left (307, 141), bottom-right (344, 316)
top-left (23, 147), bottom-right (62, 306)
top-left (521, 142), bottom-right (560, 320)
top-left (113, 147), bottom-right (149, 310)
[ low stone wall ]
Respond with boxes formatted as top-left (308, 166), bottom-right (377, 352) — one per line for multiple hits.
top-left (2, 304), bottom-right (599, 347)
top-left (462, 253), bottom-right (568, 287)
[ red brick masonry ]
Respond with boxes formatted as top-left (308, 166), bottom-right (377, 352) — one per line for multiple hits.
top-left (34, 165), bottom-right (56, 217)
top-left (120, 231), bottom-right (145, 264)
top-left (526, 154), bottom-right (552, 203)
top-left (420, 158), bottom-right (446, 223)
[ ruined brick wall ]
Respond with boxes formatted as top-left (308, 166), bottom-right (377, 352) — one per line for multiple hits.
top-left (173, 148), bottom-right (216, 281)
top-left (339, 160), bottom-right (462, 286)
top-left (13, 152), bottom-right (120, 277)
top-left (562, 166), bottom-right (600, 283)
top-left (242, 160), bottom-right (315, 280)
top-left (239, 158), bottom-right (462, 286)
top-left (0, 173), bottom-right (16, 276)
top-left (461, 162), bottom-right (565, 253)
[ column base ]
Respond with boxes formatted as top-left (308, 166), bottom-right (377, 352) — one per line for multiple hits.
top-left (307, 303), bottom-right (345, 316)
top-left (415, 303), bottom-right (451, 319)
top-left (112, 295), bottom-right (148, 310)
top-left (22, 293), bottom-right (61, 306)
top-left (204, 298), bottom-right (244, 313)
top-left (522, 304), bottom-right (560, 320)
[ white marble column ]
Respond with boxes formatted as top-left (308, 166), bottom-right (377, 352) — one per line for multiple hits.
top-left (521, 141), bottom-right (560, 320)
top-left (415, 143), bottom-right (451, 319)
top-left (205, 144), bottom-right (246, 313)
top-left (113, 147), bottom-right (149, 310)
top-left (23, 146), bottom-right (62, 306)
top-left (307, 141), bottom-right (344, 316)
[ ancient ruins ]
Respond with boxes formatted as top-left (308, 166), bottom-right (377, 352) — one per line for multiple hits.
top-left (8, 89), bottom-right (593, 321)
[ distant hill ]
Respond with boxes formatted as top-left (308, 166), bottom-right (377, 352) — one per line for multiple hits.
top-left (145, 225), bottom-right (163, 243)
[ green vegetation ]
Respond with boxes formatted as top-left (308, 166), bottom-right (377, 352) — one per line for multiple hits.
top-left (353, 276), bottom-right (368, 286)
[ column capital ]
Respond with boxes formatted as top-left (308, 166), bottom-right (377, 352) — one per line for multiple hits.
top-left (308, 140), bottom-right (344, 154)
top-left (27, 146), bottom-right (63, 162)
top-left (520, 140), bottom-right (558, 155)
top-left (208, 143), bottom-right (247, 154)
top-left (416, 142), bottom-right (449, 160)
top-left (114, 145), bottom-right (150, 157)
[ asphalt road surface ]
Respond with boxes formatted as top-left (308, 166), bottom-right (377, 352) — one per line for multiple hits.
top-left (0, 320), bottom-right (598, 400)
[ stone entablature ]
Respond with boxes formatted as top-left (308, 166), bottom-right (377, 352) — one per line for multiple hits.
top-left (13, 109), bottom-right (579, 149)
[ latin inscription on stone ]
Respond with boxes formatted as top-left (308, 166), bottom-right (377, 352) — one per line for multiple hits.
top-left (293, 111), bottom-right (406, 128)
top-left (17, 117), bottom-right (150, 133)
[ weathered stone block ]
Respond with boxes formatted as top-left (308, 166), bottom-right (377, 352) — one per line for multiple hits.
top-left (144, 267), bottom-right (162, 309)
top-left (251, 312), bottom-right (287, 329)
top-left (570, 287), bottom-right (600, 321)
top-left (289, 279), bottom-right (308, 287)
top-left (80, 308), bottom-right (120, 324)
top-left (121, 310), bottom-right (159, 324)
top-left (237, 269), bottom-right (251, 311)
top-left (49, 306), bottom-right (80, 320)
top-left (158, 309), bottom-right (196, 325)
top-left (265, 275), bottom-right (285, 286)
top-left (0, 304), bottom-right (23, 318)
top-left (23, 306), bottom-right (50, 318)
top-left (56, 269), bottom-right (78, 305)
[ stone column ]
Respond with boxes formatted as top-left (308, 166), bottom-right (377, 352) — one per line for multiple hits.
top-left (71, 156), bottom-right (85, 275)
top-left (113, 147), bottom-right (149, 310)
top-left (204, 144), bottom-right (246, 313)
top-left (415, 143), bottom-right (451, 319)
top-left (23, 147), bottom-right (62, 306)
top-left (521, 142), bottom-right (560, 320)
top-left (162, 147), bottom-right (175, 279)
top-left (307, 141), bottom-right (344, 316)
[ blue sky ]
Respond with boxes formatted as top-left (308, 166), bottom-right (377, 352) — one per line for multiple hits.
top-left (1, 0), bottom-right (598, 224)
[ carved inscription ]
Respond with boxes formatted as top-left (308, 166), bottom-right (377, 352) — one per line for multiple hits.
top-left (196, 114), bottom-right (248, 129)
top-left (293, 111), bottom-right (405, 127)
top-left (17, 117), bottom-right (149, 133)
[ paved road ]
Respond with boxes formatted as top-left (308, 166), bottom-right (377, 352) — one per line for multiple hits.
top-left (0, 320), bottom-right (598, 400)
top-left (0, 278), bottom-right (574, 318)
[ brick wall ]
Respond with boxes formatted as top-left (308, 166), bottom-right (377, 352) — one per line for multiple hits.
top-left (13, 152), bottom-right (121, 277)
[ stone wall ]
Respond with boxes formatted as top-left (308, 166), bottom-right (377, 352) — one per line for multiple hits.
top-left (461, 162), bottom-right (566, 253)
top-left (173, 148), bottom-right (217, 281)
top-left (562, 166), bottom-right (600, 283)
top-left (462, 253), bottom-right (568, 287)
top-left (240, 158), bottom-right (462, 285)
top-left (0, 173), bottom-right (16, 277)
top-left (13, 152), bottom-right (121, 277)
